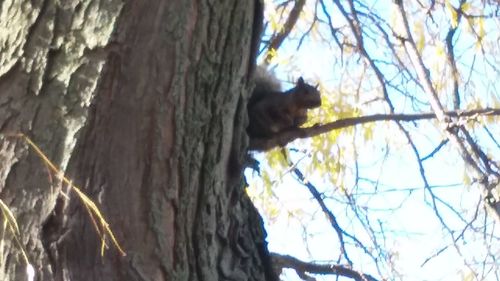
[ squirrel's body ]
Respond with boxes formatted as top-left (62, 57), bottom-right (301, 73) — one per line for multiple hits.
top-left (247, 67), bottom-right (321, 139)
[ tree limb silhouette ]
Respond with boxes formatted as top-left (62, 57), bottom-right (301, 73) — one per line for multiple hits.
top-left (249, 108), bottom-right (500, 151)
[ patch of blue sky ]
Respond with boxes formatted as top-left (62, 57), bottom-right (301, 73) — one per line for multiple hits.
top-left (248, 1), bottom-right (499, 280)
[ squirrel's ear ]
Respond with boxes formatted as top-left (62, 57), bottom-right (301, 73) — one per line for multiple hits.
top-left (297, 77), bottom-right (305, 86)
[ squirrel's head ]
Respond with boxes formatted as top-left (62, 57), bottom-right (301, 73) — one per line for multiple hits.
top-left (295, 77), bottom-right (322, 108)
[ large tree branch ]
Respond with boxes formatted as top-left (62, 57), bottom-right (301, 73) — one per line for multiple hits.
top-left (249, 108), bottom-right (500, 151)
top-left (270, 253), bottom-right (380, 281)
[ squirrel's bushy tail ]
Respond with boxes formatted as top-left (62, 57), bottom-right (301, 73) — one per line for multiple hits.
top-left (249, 66), bottom-right (282, 107)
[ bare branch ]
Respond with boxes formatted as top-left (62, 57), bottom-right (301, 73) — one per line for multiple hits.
top-left (445, 0), bottom-right (466, 109)
top-left (249, 108), bottom-right (500, 151)
top-left (271, 253), bottom-right (380, 281)
top-left (292, 166), bottom-right (354, 265)
top-left (421, 140), bottom-right (449, 161)
top-left (264, 0), bottom-right (306, 63)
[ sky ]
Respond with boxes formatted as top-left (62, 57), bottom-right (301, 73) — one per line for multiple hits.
top-left (247, 1), bottom-right (499, 280)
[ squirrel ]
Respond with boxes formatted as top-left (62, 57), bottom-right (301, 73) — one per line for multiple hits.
top-left (247, 67), bottom-right (321, 140)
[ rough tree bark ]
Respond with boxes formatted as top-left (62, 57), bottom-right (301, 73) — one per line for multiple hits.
top-left (0, 1), bottom-right (274, 280)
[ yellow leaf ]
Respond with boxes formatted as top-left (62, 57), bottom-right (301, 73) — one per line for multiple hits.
top-left (478, 18), bottom-right (485, 39)
top-left (435, 44), bottom-right (445, 58)
top-left (446, 1), bottom-right (458, 28)
top-left (463, 171), bottom-right (471, 186)
top-left (414, 22), bottom-right (425, 53)
top-left (460, 2), bottom-right (471, 12)
top-left (269, 12), bottom-right (281, 33)
top-left (268, 205), bottom-right (280, 219)
top-left (364, 123), bottom-right (374, 141)
top-left (462, 270), bottom-right (475, 281)
top-left (265, 48), bottom-right (279, 64)
top-left (262, 171), bottom-right (272, 191)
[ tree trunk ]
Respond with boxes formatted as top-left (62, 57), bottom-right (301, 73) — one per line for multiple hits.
top-left (0, 1), bottom-right (274, 280)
